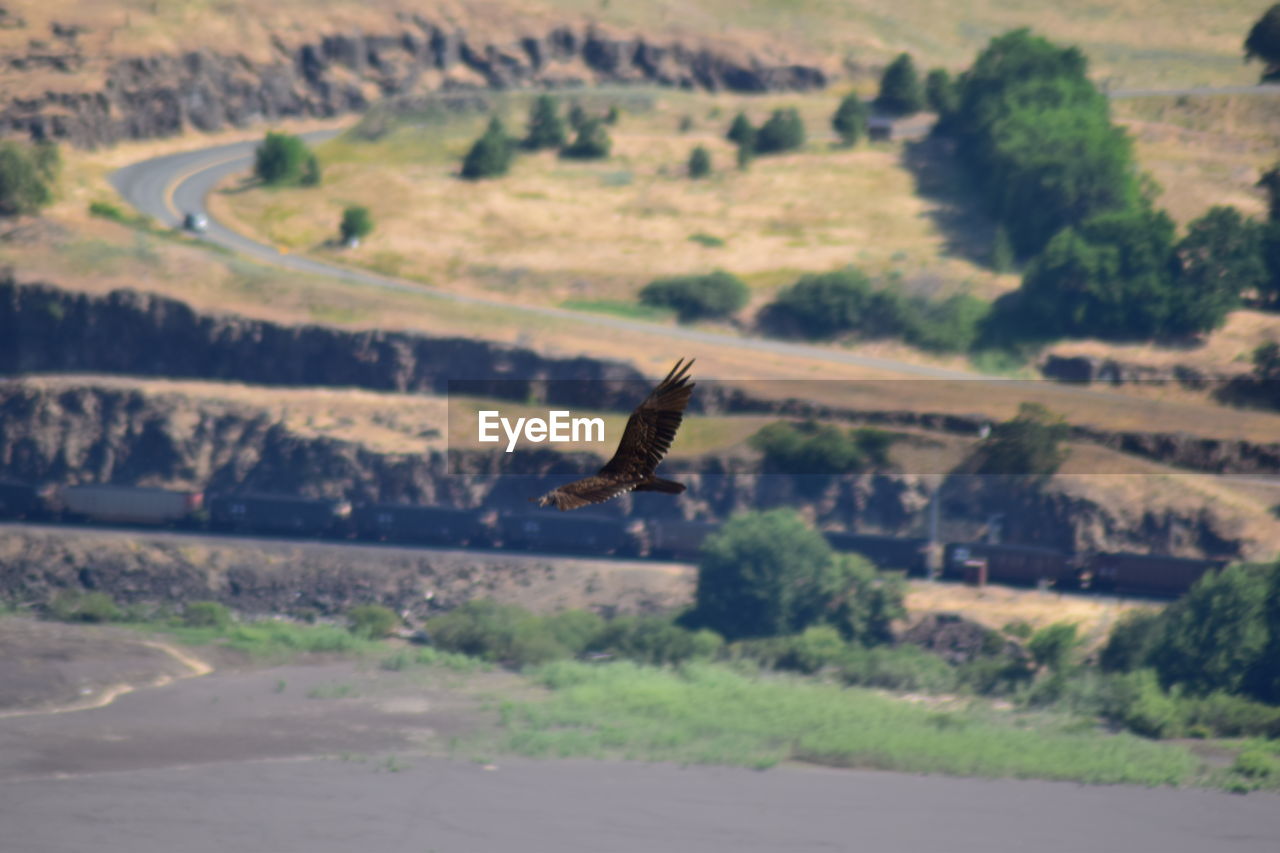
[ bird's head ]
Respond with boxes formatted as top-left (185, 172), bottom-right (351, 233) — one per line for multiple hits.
top-left (530, 493), bottom-right (554, 508)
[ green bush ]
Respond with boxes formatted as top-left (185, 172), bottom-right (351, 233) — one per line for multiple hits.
top-left (1232, 749), bottom-right (1280, 780)
top-left (48, 590), bottom-right (123, 624)
top-left (593, 615), bottom-right (722, 666)
top-left (1101, 669), bottom-right (1184, 738)
top-left (0, 140), bottom-right (58, 216)
top-left (749, 420), bottom-right (894, 475)
top-left (875, 53), bottom-right (925, 116)
top-left (253, 132), bottom-right (318, 186)
top-left (560, 118), bottom-right (611, 160)
top-left (1027, 622), bottom-right (1080, 673)
top-left (831, 92), bottom-right (868, 145)
top-left (339, 204), bottom-right (373, 243)
top-left (925, 68), bottom-right (959, 117)
top-left (754, 108), bottom-right (805, 155)
top-left (840, 645), bottom-right (959, 693)
top-left (183, 601), bottom-right (231, 629)
top-left (761, 268), bottom-right (889, 338)
top-left (1182, 692), bottom-right (1280, 739)
top-left (688, 145), bottom-right (712, 179)
top-left (726, 112), bottom-right (754, 147)
top-left (773, 625), bottom-right (849, 674)
top-left (461, 117), bottom-right (515, 179)
top-left (1099, 609), bottom-right (1163, 673)
top-left (346, 604), bottom-right (399, 639)
top-left (638, 271), bottom-right (748, 322)
top-left (523, 94), bottom-right (568, 150)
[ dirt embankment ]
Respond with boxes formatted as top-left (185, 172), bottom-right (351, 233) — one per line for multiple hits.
top-left (0, 525), bottom-right (694, 621)
top-left (0, 12), bottom-right (825, 147)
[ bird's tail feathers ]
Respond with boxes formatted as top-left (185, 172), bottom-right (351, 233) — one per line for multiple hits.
top-left (635, 477), bottom-right (685, 494)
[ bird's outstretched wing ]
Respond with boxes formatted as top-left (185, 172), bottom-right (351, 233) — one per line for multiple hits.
top-left (598, 357), bottom-right (695, 481)
top-left (533, 359), bottom-right (695, 511)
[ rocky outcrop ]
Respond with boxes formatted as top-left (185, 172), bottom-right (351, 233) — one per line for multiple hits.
top-left (1, 19), bottom-right (826, 147)
top-left (1040, 354), bottom-right (1229, 390)
top-left (0, 279), bottom-right (645, 398)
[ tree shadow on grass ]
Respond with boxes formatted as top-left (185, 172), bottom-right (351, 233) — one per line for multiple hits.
top-left (899, 135), bottom-right (1000, 270)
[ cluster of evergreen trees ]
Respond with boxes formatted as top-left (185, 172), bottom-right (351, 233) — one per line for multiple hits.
top-left (461, 96), bottom-right (614, 180)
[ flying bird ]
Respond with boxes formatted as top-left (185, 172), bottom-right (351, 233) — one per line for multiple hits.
top-left (533, 358), bottom-right (695, 511)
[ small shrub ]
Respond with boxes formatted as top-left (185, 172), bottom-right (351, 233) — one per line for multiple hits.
top-left (0, 140), bottom-right (58, 216)
top-left (560, 118), bottom-right (612, 160)
top-left (754, 108), bottom-right (805, 155)
top-left (347, 604), bottom-right (399, 639)
top-left (875, 53), bottom-right (924, 116)
top-left (839, 645), bottom-right (959, 693)
top-left (639, 271), bottom-right (748, 322)
top-left (183, 601), bottom-right (231, 629)
top-left (774, 625), bottom-right (848, 674)
top-left (1002, 620), bottom-right (1033, 639)
top-left (688, 232), bottom-right (726, 248)
top-left (339, 205), bottom-right (373, 243)
top-left (461, 117), bottom-right (515, 179)
top-left (49, 591), bottom-right (123, 624)
top-left (523, 95), bottom-right (567, 150)
top-left (831, 92), bottom-right (868, 145)
top-left (688, 145), bottom-right (712, 179)
top-left (1232, 749), bottom-right (1279, 780)
top-left (1028, 622), bottom-right (1080, 673)
top-left (1102, 669), bottom-right (1184, 738)
top-left (726, 112), bottom-right (754, 146)
top-left (253, 132), bottom-right (316, 186)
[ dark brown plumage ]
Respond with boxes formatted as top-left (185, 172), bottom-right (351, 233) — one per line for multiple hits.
top-left (533, 358), bottom-right (695, 511)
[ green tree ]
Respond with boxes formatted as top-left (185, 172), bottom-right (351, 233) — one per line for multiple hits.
top-left (639, 271), bottom-right (748, 322)
top-left (339, 204), bottom-right (374, 243)
top-left (875, 53), bottom-right (925, 116)
top-left (1256, 163), bottom-right (1280, 222)
top-left (604, 105), bottom-right (621, 126)
top-left (461, 117), bottom-right (515, 179)
top-left (560, 118), bottom-right (611, 160)
top-left (688, 145), bottom-right (712, 179)
top-left (0, 140), bottom-right (57, 216)
top-left (831, 92), bottom-right (869, 145)
top-left (973, 402), bottom-right (1069, 477)
top-left (991, 224), bottom-right (1015, 273)
top-left (1099, 609), bottom-right (1164, 673)
top-left (821, 553), bottom-right (906, 646)
top-left (300, 153), bottom-right (321, 187)
top-left (726, 112), bottom-right (755, 147)
top-left (523, 94), bottom-right (567, 150)
top-left (347, 604), bottom-right (399, 638)
top-left (945, 29), bottom-right (1142, 257)
top-left (763, 268), bottom-right (896, 338)
top-left (254, 132), bottom-right (316, 186)
top-left (755, 108), bottom-right (806, 155)
top-left (1245, 4), bottom-right (1280, 81)
top-left (567, 102), bottom-right (588, 132)
top-left (692, 510), bottom-right (838, 641)
top-left (925, 68), bottom-right (959, 117)
top-left (1018, 207), bottom-right (1179, 339)
top-left (1169, 206), bottom-right (1265, 332)
top-left (1149, 564), bottom-right (1270, 697)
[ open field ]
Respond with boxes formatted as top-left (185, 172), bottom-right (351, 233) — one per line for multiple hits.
top-left (213, 89), bottom-right (1011, 311)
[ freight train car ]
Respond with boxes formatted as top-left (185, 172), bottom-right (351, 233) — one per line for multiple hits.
top-left (1086, 552), bottom-right (1228, 597)
top-left (943, 542), bottom-right (1071, 587)
top-left (353, 503), bottom-right (488, 547)
top-left (0, 480), bottom-right (45, 520)
top-left (498, 512), bottom-right (640, 556)
top-left (825, 532), bottom-right (928, 575)
top-left (647, 519), bottom-right (719, 560)
top-left (59, 484), bottom-right (203, 526)
top-left (208, 494), bottom-right (351, 538)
